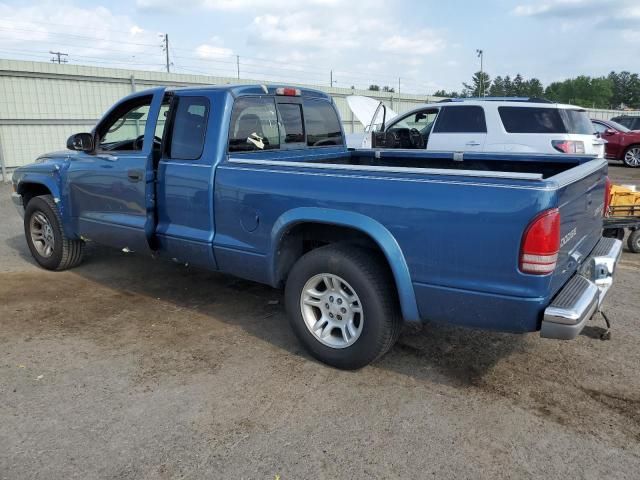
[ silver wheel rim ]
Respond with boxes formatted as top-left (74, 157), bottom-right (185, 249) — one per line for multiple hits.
top-left (300, 273), bottom-right (364, 349)
top-left (624, 147), bottom-right (640, 167)
top-left (29, 211), bottom-right (55, 258)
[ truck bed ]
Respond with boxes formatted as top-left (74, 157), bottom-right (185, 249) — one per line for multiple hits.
top-left (248, 149), bottom-right (592, 180)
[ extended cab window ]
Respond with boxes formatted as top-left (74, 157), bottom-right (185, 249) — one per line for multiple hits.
top-left (229, 97), bottom-right (280, 152)
top-left (433, 106), bottom-right (487, 133)
top-left (277, 103), bottom-right (305, 145)
top-left (304, 100), bottom-right (344, 147)
top-left (168, 96), bottom-right (209, 160)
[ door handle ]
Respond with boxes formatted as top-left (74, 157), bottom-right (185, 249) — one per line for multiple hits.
top-left (127, 169), bottom-right (143, 182)
top-left (465, 141), bottom-right (481, 147)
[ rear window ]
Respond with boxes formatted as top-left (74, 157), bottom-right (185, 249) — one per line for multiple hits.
top-left (559, 109), bottom-right (594, 135)
top-left (277, 103), bottom-right (305, 144)
top-left (499, 107), bottom-right (595, 134)
top-left (304, 100), bottom-right (344, 147)
top-left (228, 97), bottom-right (280, 152)
top-left (433, 106), bottom-right (486, 133)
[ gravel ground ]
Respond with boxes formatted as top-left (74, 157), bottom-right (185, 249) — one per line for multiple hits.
top-left (1, 163), bottom-right (639, 479)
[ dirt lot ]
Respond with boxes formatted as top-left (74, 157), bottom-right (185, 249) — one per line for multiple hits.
top-left (1, 164), bottom-right (639, 479)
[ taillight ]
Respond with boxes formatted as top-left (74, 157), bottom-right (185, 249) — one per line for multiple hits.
top-left (603, 176), bottom-right (611, 217)
top-left (520, 208), bottom-right (561, 275)
top-left (552, 140), bottom-right (585, 154)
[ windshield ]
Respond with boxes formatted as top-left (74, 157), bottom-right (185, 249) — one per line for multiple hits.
top-left (608, 120), bottom-right (630, 133)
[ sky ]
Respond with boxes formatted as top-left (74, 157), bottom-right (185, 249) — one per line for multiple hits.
top-left (0, 0), bottom-right (639, 94)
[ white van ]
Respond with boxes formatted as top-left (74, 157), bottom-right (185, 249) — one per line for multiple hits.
top-left (346, 96), bottom-right (605, 157)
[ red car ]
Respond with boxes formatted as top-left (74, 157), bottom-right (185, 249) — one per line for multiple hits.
top-left (592, 118), bottom-right (640, 167)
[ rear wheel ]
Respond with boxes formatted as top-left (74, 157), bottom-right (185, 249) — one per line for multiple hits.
top-left (622, 145), bottom-right (640, 167)
top-left (285, 244), bottom-right (401, 370)
top-left (628, 230), bottom-right (640, 253)
top-left (24, 195), bottom-right (84, 270)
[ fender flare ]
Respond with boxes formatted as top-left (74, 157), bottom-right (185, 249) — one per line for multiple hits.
top-left (269, 207), bottom-right (421, 323)
top-left (15, 171), bottom-right (74, 237)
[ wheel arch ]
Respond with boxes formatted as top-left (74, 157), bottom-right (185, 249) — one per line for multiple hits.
top-left (269, 207), bottom-right (420, 323)
top-left (16, 176), bottom-right (74, 237)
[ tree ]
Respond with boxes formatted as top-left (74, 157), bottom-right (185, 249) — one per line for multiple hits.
top-left (525, 78), bottom-right (544, 98)
top-left (489, 76), bottom-right (505, 96)
top-left (544, 76), bottom-right (612, 108)
top-left (368, 84), bottom-right (380, 91)
top-left (433, 89), bottom-right (460, 98)
top-left (512, 74), bottom-right (525, 96)
top-left (463, 71), bottom-right (491, 97)
top-left (382, 86), bottom-right (395, 93)
top-left (503, 76), bottom-right (513, 96)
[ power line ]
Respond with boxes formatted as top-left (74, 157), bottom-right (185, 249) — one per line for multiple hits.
top-left (162, 33), bottom-right (170, 73)
top-left (49, 51), bottom-right (67, 64)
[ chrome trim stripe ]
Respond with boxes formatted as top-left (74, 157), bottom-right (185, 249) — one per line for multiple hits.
top-left (158, 161), bottom-right (210, 168)
top-left (218, 165), bottom-right (553, 191)
top-left (227, 157), bottom-right (544, 181)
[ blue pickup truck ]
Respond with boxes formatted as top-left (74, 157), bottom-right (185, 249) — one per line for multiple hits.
top-left (11, 85), bottom-right (622, 369)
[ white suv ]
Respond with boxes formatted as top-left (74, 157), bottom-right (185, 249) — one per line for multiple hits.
top-left (347, 96), bottom-right (605, 157)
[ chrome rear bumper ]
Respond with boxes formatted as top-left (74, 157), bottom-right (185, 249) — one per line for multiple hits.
top-left (541, 237), bottom-right (622, 340)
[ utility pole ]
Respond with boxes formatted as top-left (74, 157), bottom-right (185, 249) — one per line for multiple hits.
top-left (236, 55), bottom-right (240, 80)
top-left (330, 69), bottom-right (335, 88)
top-left (398, 77), bottom-right (401, 96)
top-left (163, 34), bottom-right (170, 73)
top-left (49, 51), bottom-right (68, 64)
top-left (476, 49), bottom-right (484, 97)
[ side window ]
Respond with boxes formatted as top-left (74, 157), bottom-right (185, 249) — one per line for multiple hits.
top-left (229, 97), bottom-right (280, 152)
top-left (168, 96), bottom-right (210, 160)
top-left (277, 103), bottom-right (305, 144)
top-left (304, 100), bottom-right (344, 147)
top-left (98, 96), bottom-right (153, 150)
top-left (395, 109), bottom-right (439, 134)
top-left (498, 107), bottom-right (565, 133)
top-left (433, 106), bottom-right (487, 133)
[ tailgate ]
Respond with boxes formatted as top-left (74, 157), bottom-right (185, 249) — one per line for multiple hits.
top-left (549, 159), bottom-right (607, 296)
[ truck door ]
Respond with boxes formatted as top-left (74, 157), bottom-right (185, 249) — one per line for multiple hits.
top-left (427, 105), bottom-right (487, 152)
top-left (68, 88), bottom-right (166, 254)
top-left (155, 93), bottom-right (217, 270)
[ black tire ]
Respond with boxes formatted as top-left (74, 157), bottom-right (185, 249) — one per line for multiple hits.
top-left (603, 228), bottom-right (625, 240)
top-left (628, 230), bottom-right (640, 253)
top-left (622, 145), bottom-right (640, 168)
top-left (24, 194), bottom-right (84, 270)
top-left (284, 244), bottom-right (401, 370)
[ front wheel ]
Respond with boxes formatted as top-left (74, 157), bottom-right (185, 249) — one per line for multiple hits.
top-left (285, 244), bottom-right (401, 370)
top-left (24, 195), bottom-right (84, 270)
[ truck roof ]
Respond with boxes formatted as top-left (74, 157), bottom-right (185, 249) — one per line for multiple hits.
top-left (166, 84), bottom-right (332, 100)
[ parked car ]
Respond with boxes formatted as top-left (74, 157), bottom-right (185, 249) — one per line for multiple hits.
top-left (347, 96), bottom-right (605, 158)
top-left (11, 85), bottom-right (621, 369)
top-left (592, 118), bottom-right (640, 167)
top-left (610, 115), bottom-right (640, 131)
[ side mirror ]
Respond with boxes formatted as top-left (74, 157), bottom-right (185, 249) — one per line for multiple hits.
top-left (604, 129), bottom-right (616, 136)
top-left (67, 133), bottom-right (94, 152)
